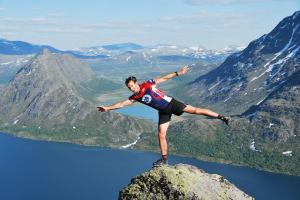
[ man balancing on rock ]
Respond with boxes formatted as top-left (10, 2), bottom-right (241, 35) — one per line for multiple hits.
top-left (97, 66), bottom-right (230, 167)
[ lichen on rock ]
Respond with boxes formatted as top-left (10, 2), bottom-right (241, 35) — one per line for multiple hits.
top-left (119, 164), bottom-right (254, 200)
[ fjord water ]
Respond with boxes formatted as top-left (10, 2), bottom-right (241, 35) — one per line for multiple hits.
top-left (0, 133), bottom-right (299, 200)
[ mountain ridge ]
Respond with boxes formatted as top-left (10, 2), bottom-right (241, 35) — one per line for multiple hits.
top-left (0, 38), bottom-right (243, 63)
top-left (134, 11), bottom-right (300, 176)
top-left (0, 49), bottom-right (154, 147)
top-left (186, 10), bottom-right (299, 116)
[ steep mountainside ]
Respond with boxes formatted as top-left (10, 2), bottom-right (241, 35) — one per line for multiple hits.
top-left (0, 49), bottom-right (153, 147)
top-left (187, 11), bottom-right (300, 114)
top-left (244, 69), bottom-right (300, 142)
top-left (0, 49), bottom-right (94, 124)
top-left (0, 55), bottom-right (33, 84)
top-left (134, 11), bottom-right (300, 176)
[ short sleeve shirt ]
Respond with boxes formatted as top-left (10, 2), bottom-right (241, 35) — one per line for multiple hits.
top-left (129, 79), bottom-right (172, 111)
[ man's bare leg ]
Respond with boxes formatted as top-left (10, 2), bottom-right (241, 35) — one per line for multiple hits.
top-left (183, 105), bottom-right (219, 117)
top-left (183, 105), bottom-right (230, 125)
top-left (158, 122), bottom-right (169, 157)
top-left (153, 122), bottom-right (169, 166)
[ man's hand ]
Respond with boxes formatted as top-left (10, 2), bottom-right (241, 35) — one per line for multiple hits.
top-left (96, 100), bottom-right (134, 112)
top-left (97, 106), bottom-right (108, 112)
top-left (154, 65), bottom-right (189, 84)
top-left (178, 66), bottom-right (189, 75)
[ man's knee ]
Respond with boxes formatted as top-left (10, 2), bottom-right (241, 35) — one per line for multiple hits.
top-left (184, 106), bottom-right (197, 114)
top-left (191, 107), bottom-right (198, 114)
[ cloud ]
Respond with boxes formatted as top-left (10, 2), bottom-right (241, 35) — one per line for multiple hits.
top-left (47, 12), bottom-right (65, 17)
top-left (0, 25), bottom-right (19, 31)
top-left (184, 0), bottom-right (275, 5)
top-left (36, 28), bottom-right (67, 33)
top-left (84, 21), bottom-right (135, 29)
top-left (0, 32), bottom-right (17, 37)
top-left (0, 10), bottom-right (249, 35)
top-left (0, 16), bottom-right (105, 33)
top-left (31, 6), bottom-right (41, 11)
top-left (36, 27), bottom-right (94, 33)
top-left (160, 12), bottom-right (209, 23)
top-left (0, 17), bottom-right (55, 25)
top-left (83, 19), bottom-right (185, 33)
top-left (0, 7), bottom-right (5, 11)
top-left (158, 11), bottom-right (248, 29)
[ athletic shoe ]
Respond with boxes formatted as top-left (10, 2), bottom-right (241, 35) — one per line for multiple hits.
top-left (219, 115), bottom-right (230, 126)
top-left (152, 158), bottom-right (168, 167)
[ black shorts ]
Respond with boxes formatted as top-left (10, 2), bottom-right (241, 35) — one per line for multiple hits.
top-left (158, 98), bottom-right (186, 125)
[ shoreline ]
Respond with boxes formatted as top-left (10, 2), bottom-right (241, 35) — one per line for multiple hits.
top-left (1, 131), bottom-right (298, 177)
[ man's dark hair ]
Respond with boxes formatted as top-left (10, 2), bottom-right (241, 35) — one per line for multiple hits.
top-left (125, 76), bottom-right (137, 86)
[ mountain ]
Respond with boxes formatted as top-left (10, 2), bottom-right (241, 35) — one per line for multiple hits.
top-left (244, 69), bottom-right (300, 142)
top-left (0, 49), bottom-right (153, 147)
top-left (185, 10), bottom-right (300, 143)
top-left (187, 10), bottom-right (300, 114)
top-left (0, 54), bottom-right (33, 84)
top-left (0, 39), bottom-right (109, 59)
top-left (119, 164), bottom-right (253, 200)
top-left (74, 43), bottom-right (242, 63)
top-left (0, 38), bottom-right (60, 55)
top-left (133, 11), bottom-right (300, 176)
top-left (101, 43), bottom-right (144, 51)
top-left (0, 38), bottom-right (243, 65)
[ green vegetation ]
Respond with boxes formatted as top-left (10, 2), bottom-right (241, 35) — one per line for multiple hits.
top-left (0, 111), bottom-right (154, 148)
top-left (134, 118), bottom-right (300, 176)
top-left (75, 78), bottom-right (121, 102)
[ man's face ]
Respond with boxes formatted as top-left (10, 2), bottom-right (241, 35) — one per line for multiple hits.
top-left (127, 80), bottom-right (140, 93)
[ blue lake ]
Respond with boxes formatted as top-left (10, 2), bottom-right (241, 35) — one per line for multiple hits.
top-left (0, 133), bottom-right (300, 200)
top-left (117, 104), bottom-right (158, 123)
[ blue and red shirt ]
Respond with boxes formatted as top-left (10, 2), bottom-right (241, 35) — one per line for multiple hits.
top-left (129, 79), bottom-right (172, 111)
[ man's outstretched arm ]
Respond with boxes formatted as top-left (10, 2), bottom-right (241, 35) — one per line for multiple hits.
top-left (154, 66), bottom-right (189, 84)
top-left (97, 99), bottom-right (135, 112)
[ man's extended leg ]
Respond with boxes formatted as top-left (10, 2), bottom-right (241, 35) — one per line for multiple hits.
top-left (183, 105), bottom-right (218, 117)
top-left (183, 105), bottom-right (230, 125)
top-left (153, 122), bottom-right (169, 166)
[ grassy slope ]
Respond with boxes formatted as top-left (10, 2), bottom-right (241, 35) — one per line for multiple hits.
top-left (134, 117), bottom-right (300, 176)
top-left (0, 111), bottom-right (154, 148)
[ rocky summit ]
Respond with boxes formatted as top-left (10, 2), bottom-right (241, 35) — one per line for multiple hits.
top-left (119, 164), bottom-right (254, 200)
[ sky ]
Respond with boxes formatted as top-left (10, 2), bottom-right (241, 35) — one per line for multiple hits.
top-left (0, 0), bottom-right (299, 50)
